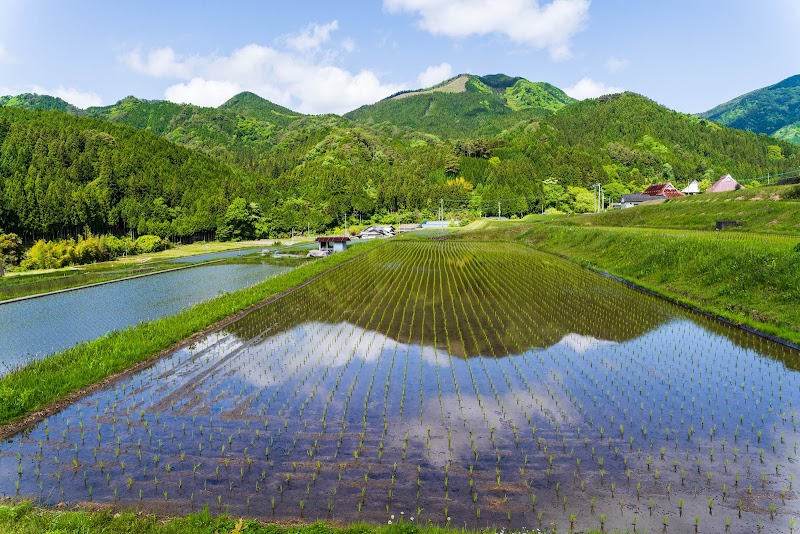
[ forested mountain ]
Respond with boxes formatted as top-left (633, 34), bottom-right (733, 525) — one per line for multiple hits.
top-left (1, 80), bottom-right (798, 241)
top-left (701, 74), bottom-right (800, 144)
top-left (0, 93), bottom-right (84, 115)
top-left (344, 74), bottom-right (574, 138)
top-left (0, 107), bottom-right (266, 241)
top-left (82, 94), bottom-right (304, 173)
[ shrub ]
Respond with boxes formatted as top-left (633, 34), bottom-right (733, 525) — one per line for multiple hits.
top-left (20, 239), bottom-right (75, 270)
top-left (134, 235), bottom-right (167, 254)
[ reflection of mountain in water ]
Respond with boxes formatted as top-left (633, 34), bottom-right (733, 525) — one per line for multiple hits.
top-left (227, 241), bottom-right (677, 358)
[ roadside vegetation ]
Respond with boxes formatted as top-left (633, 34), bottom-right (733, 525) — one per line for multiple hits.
top-left (0, 502), bottom-right (612, 534)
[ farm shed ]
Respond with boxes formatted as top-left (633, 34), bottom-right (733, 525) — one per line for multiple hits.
top-left (708, 174), bottom-right (742, 193)
top-left (398, 223), bottom-right (423, 232)
top-left (620, 193), bottom-right (667, 208)
top-left (642, 182), bottom-right (685, 198)
top-left (315, 236), bottom-right (351, 253)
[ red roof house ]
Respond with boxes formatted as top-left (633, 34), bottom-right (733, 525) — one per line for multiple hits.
top-left (708, 174), bottom-right (742, 193)
top-left (642, 182), bottom-right (685, 198)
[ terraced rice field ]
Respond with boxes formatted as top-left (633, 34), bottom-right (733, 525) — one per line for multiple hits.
top-left (2, 241), bottom-right (798, 533)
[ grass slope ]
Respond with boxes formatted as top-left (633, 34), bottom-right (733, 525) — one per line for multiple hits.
top-left (700, 74), bottom-right (800, 141)
top-left (565, 184), bottom-right (800, 235)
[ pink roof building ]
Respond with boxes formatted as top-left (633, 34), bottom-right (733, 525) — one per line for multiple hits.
top-left (642, 182), bottom-right (685, 198)
top-left (708, 174), bottom-right (742, 193)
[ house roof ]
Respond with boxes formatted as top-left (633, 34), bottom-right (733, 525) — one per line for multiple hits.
top-left (398, 223), bottom-right (422, 231)
top-left (316, 236), bottom-right (350, 243)
top-left (681, 180), bottom-right (700, 194)
top-left (642, 182), bottom-right (685, 198)
top-left (708, 174), bottom-right (741, 193)
top-left (621, 194), bottom-right (667, 203)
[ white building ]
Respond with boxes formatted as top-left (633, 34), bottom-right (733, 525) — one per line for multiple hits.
top-left (315, 236), bottom-right (351, 253)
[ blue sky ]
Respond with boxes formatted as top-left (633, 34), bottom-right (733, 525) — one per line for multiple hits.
top-left (1, 0), bottom-right (798, 114)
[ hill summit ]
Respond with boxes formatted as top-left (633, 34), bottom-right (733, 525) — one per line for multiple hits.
top-left (344, 73), bottom-right (574, 138)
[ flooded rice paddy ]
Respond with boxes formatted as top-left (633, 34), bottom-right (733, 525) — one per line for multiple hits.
top-left (1, 241), bottom-right (798, 533)
top-left (0, 259), bottom-right (294, 373)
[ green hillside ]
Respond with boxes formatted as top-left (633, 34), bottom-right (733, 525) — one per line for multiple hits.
top-left (1, 84), bottom-right (798, 241)
top-left (344, 73), bottom-right (574, 138)
top-left (509, 92), bottom-right (800, 191)
top-left (0, 93), bottom-right (83, 115)
top-left (0, 106), bottom-right (264, 240)
top-left (82, 95), bottom-right (303, 172)
top-left (218, 91), bottom-right (301, 126)
top-left (700, 74), bottom-right (800, 143)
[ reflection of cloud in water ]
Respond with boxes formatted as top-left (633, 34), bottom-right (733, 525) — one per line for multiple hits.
top-left (235, 322), bottom-right (450, 389)
top-left (557, 333), bottom-right (615, 355)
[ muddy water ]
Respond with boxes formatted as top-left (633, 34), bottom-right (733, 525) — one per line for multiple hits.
top-left (1, 241), bottom-right (798, 533)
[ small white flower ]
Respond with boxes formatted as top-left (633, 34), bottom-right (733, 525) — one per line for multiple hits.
top-left (388, 520), bottom-right (392, 525)
top-left (391, 515), bottom-right (395, 520)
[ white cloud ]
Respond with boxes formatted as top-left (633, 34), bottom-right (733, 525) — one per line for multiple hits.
top-left (384, 0), bottom-right (590, 60)
top-left (605, 56), bottom-right (630, 73)
top-left (564, 77), bottom-right (622, 100)
top-left (164, 78), bottom-right (242, 108)
top-left (284, 20), bottom-right (339, 53)
top-left (417, 62), bottom-right (452, 87)
top-left (123, 23), bottom-right (405, 114)
top-left (122, 47), bottom-right (198, 78)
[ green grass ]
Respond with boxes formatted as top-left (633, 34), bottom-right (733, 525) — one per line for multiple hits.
top-left (0, 240), bottom-right (381, 427)
top-left (521, 223), bottom-right (800, 344)
top-left (567, 184), bottom-right (800, 235)
top-left (0, 502), bottom-right (614, 534)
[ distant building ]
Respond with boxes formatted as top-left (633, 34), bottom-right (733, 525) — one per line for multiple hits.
top-left (708, 174), bottom-right (742, 193)
top-left (421, 220), bottom-right (452, 228)
top-left (642, 182), bottom-right (685, 198)
top-left (315, 236), bottom-right (350, 253)
top-left (681, 180), bottom-right (701, 195)
top-left (359, 225), bottom-right (395, 239)
top-left (397, 223), bottom-right (422, 232)
top-left (620, 193), bottom-right (667, 209)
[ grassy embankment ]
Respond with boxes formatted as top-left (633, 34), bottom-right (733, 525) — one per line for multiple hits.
top-left (0, 239), bottom-right (380, 429)
top-left (0, 239), bottom-right (312, 301)
top-left (503, 185), bottom-right (800, 345)
top-left (0, 502), bottom-right (613, 534)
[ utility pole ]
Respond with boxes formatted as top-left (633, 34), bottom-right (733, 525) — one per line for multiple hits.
top-left (440, 199), bottom-right (444, 221)
top-left (498, 200), bottom-right (501, 218)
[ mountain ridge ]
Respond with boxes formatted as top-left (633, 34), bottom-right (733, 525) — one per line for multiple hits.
top-left (700, 74), bottom-right (800, 144)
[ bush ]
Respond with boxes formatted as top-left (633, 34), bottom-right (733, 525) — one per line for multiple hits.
top-left (105, 235), bottom-right (134, 258)
top-left (20, 240), bottom-right (75, 270)
top-left (0, 232), bottom-right (23, 267)
top-left (134, 235), bottom-right (167, 254)
top-left (785, 185), bottom-right (800, 200)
